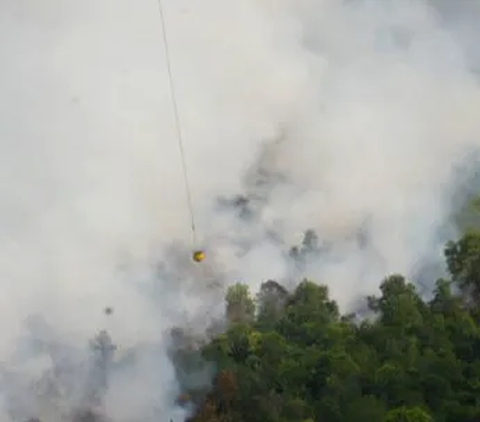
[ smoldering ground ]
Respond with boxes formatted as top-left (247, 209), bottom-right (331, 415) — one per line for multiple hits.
top-left (1, 0), bottom-right (480, 421)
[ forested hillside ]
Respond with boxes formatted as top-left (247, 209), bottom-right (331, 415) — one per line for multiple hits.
top-left (172, 228), bottom-right (480, 422)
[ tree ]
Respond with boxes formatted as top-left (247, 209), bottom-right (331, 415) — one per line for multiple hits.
top-left (342, 395), bottom-right (386, 422)
top-left (445, 231), bottom-right (480, 302)
top-left (368, 275), bottom-right (425, 332)
top-left (256, 280), bottom-right (289, 330)
top-left (278, 280), bottom-right (339, 347)
top-left (226, 283), bottom-right (256, 324)
top-left (383, 406), bottom-right (432, 422)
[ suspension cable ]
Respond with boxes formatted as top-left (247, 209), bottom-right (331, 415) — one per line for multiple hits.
top-left (155, 0), bottom-right (197, 245)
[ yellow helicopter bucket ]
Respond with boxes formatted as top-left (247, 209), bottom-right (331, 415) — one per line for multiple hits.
top-left (192, 250), bottom-right (205, 263)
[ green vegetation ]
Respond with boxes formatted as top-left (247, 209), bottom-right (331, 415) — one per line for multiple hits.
top-left (174, 227), bottom-right (480, 422)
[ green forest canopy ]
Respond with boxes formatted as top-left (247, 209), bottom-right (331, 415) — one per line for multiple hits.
top-left (171, 218), bottom-right (480, 422)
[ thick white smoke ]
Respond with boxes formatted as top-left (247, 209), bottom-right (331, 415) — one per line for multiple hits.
top-left (1, 0), bottom-right (480, 420)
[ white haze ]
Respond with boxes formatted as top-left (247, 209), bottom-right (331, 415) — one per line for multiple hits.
top-left (0, 0), bottom-right (480, 420)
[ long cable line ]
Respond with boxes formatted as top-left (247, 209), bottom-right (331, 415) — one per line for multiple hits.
top-left (155, 0), bottom-right (197, 246)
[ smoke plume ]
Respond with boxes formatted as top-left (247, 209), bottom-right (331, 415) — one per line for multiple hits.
top-left (1, 0), bottom-right (480, 420)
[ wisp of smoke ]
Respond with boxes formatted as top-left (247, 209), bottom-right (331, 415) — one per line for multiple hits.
top-left (1, 0), bottom-right (480, 420)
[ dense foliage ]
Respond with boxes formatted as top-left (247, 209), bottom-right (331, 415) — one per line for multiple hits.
top-left (175, 229), bottom-right (480, 422)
